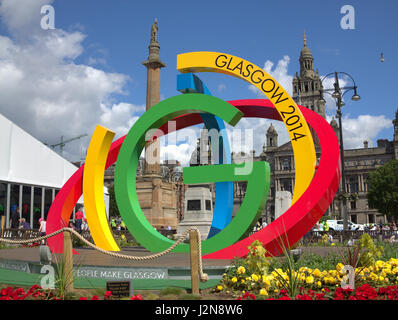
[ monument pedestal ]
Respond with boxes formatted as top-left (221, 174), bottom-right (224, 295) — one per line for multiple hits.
top-left (136, 175), bottom-right (180, 230)
top-left (176, 186), bottom-right (213, 240)
top-left (275, 191), bottom-right (292, 219)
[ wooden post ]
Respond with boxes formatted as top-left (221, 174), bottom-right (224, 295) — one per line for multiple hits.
top-left (63, 231), bottom-right (74, 293)
top-left (189, 230), bottom-right (200, 295)
top-left (1, 216), bottom-right (5, 238)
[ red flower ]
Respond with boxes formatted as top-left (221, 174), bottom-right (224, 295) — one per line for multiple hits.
top-left (280, 289), bottom-right (288, 296)
top-left (315, 293), bottom-right (326, 300)
top-left (296, 294), bottom-right (312, 300)
top-left (131, 294), bottom-right (143, 300)
top-left (91, 295), bottom-right (99, 300)
top-left (104, 291), bottom-right (113, 299)
top-left (277, 296), bottom-right (291, 300)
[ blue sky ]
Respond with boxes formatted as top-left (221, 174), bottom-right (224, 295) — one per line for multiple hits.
top-left (0, 0), bottom-right (396, 162)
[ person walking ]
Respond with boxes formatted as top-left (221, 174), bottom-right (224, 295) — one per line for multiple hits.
top-left (75, 207), bottom-right (84, 232)
top-left (38, 218), bottom-right (46, 236)
top-left (38, 218), bottom-right (47, 245)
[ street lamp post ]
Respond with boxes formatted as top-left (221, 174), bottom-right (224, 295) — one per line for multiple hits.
top-left (320, 72), bottom-right (360, 231)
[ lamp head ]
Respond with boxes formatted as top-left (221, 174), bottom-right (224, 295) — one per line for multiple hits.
top-left (351, 86), bottom-right (360, 101)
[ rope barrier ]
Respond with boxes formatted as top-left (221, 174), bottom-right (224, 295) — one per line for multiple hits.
top-left (0, 227), bottom-right (209, 282)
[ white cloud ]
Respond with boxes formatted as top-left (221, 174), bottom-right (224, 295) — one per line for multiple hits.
top-left (0, 0), bottom-right (53, 38)
top-left (225, 118), bottom-right (290, 157)
top-left (0, 2), bottom-right (141, 162)
top-left (100, 102), bottom-right (143, 138)
top-left (249, 55), bottom-right (293, 96)
top-left (326, 114), bottom-right (392, 149)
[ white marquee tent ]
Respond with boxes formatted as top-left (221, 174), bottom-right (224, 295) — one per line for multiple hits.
top-left (0, 113), bottom-right (108, 228)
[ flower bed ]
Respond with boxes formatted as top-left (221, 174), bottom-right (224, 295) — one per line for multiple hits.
top-left (0, 285), bottom-right (144, 300)
top-left (235, 285), bottom-right (398, 300)
top-left (215, 239), bottom-right (398, 300)
top-left (0, 285), bottom-right (59, 300)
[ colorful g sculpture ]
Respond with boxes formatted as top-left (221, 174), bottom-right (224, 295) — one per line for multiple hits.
top-left (46, 52), bottom-right (340, 260)
top-left (177, 72), bottom-right (234, 238)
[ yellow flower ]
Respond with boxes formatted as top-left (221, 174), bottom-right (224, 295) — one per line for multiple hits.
top-left (231, 277), bottom-right (238, 283)
top-left (259, 288), bottom-right (268, 296)
top-left (312, 269), bottom-right (321, 278)
top-left (306, 276), bottom-right (314, 284)
top-left (216, 285), bottom-right (223, 291)
top-left (331, 243), bottom-right (335, 246)
top-left (262, 276), bottom-right (271, 286)
top-left (237, 266), bottom-right (246, 275)
top-left (317, 281), bottom-right (322, 288)
top-left (241, 279), bottom-right (245, 284)
top-left (251, 274), bottom-right (259, 282)
top-left (324, 276), bottom-right (336, 285)
top-left (336, 263), bottom-right (344, 272)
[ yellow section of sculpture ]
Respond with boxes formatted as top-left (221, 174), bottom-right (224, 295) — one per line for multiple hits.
top-left (177, 52), bottom-right (316, 203)
top-left (83, 125), bottom-right (120, 251)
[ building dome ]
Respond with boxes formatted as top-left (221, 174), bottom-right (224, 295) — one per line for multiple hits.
top-left (300, 30), bottom-right (313, 59)
top-left (300, 45), bottom-right (313, 59)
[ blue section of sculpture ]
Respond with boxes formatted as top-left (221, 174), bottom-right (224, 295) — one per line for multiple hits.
top-left (177, 73), bottom-right (234, 238)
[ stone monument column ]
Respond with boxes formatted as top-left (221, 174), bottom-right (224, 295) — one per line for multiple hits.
top-left (142, 19), bottom-right (166, 177)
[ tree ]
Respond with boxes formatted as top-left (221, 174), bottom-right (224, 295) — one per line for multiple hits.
top-left (367, 160), bottom-right (398, 222)
top-left (108, 184), bottom-right (120, 217)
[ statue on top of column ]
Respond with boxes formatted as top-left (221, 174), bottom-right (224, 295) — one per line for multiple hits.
top-left (151, 19), bottom-right (158, 43)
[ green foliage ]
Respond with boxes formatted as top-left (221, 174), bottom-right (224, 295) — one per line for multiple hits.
top-left (245, 240), bottom-right (271, 275)
top-left (367, 160), bottom-right (398, 221)
top-left (379, 242), bottom-right (398, 260)
top-left (356, 233), bottom-right (383, 267)
top-left (224, 258), bottom-right (249, 279)
top-left (51, 253), bottom-right (75, 299)
top-left (159, 287), bottom-right (186, 296)
top-left (72, 236), bottom-right (86, 248)
top-left (271, 237), bottom-right (304, 298)
top-left (321, 234), bottom-right (329, 246)
top-left (143, 293), bottom-right (159, 300)
top-left (180, 293), bottom-right (202, 300)
top-left (269, 252), bottom-right (341, 272)
top-left (116, 232), bottom-right (140, 247)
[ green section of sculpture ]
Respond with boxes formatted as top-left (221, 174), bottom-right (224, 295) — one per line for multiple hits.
top-left (114, 93), bottom-right (270, 253)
